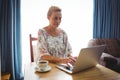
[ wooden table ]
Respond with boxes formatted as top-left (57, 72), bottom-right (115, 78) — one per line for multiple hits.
top-left (1, 73), bottom-right (10, 80)
top-left (24, 62), bottom-right (120, 80)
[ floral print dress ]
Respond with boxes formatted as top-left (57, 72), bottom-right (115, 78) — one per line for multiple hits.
top-left (37, 28), bottom-right (72, 58)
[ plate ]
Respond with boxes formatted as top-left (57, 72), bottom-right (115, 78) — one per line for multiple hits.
top-left (35, 65), bottom-right (51, 72)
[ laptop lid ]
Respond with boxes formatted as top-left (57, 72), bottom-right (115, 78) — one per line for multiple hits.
top-left (56, 45), bottom-right (106, 74)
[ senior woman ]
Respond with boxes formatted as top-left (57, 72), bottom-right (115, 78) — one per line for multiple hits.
top-left (37, 6), bottom-right (76, 65)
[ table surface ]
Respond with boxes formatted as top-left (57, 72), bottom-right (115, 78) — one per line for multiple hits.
top-left (1, 73), bottom-right (10, 80)
top-left (24, 62), bottom-right (120, 80)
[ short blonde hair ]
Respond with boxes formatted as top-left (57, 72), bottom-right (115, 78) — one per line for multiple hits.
top-left (47, 6), bottom-right (61, 17)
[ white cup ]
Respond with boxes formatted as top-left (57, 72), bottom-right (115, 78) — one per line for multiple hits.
top-left (37, 60), bottom-right (48, 70)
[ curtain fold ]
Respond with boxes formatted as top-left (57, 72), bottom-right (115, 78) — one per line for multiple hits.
top-left (93, 0), bottom-right (120, 38)
top-left (0, 0), bottom-right (23, 80)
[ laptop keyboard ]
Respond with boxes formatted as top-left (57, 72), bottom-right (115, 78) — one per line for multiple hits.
top-left (57, 64), bottom-right (73, 71)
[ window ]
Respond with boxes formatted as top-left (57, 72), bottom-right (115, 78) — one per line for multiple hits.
top-left (21, 0), bottom-right (93, 73)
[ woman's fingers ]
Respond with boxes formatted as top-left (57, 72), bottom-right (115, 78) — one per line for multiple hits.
top-left (60, 58), bottom-right (69, 63)
top-left (70, 57), bottom-right (76, 62)
top-left (60, 57), bottom-right (77, 65)
top-left (69, 57), bottom-right (77, 64)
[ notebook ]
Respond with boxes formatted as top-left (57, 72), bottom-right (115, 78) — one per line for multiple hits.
top-left (56, 45), bottom-right (106, 74)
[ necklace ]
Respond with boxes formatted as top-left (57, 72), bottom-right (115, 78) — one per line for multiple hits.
top-left (44, 26), bottom-right (60, 37)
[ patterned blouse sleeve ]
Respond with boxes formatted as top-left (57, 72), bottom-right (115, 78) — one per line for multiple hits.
top-left (62, 30), bottom-right (72, 56)
top-left (37, 29), bottom-right (49, 56)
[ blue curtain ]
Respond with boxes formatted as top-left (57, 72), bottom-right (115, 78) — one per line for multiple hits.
top-left (0, 0), bottom-right (23, 80)
top-left (93, 0), bottom-right (120, 38)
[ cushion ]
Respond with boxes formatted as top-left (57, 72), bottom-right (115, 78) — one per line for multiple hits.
top-left (100, 53), bottom-right (116, 66)
top-left (104, 57), bottom-right (118, 65)
top-left (88, 39), bottom-right (120, 57)
top-left (100, 53), bottom-right (120, 73)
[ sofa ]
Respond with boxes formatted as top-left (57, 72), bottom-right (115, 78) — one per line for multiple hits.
top-left (88, 39), bottom-right (120, 73)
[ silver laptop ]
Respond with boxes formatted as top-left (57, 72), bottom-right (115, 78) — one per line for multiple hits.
top-left (56, 45), bottom-right (106, 74)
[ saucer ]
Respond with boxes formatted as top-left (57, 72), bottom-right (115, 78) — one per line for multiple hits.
top-left (35, 65), bottom-right (51, 72)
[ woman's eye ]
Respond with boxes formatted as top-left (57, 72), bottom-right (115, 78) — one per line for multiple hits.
top-left (54, 17), bottom-right (61, 20)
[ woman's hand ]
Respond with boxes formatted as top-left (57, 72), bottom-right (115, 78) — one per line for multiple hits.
top-left (41, 54), bottom-right (77, 65)
top-left (60, 57), bottom-right (77, 65)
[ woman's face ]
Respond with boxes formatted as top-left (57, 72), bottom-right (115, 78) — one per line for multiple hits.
top-left (48, 11), bottom-right (62, 28)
